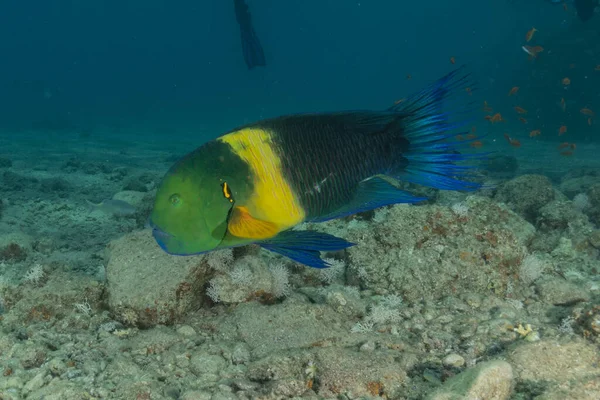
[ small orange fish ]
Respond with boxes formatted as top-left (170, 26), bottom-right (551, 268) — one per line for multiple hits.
top-left (484, 115), bottom-right (492, 121)
top-left (558, 125), bottom-right (567, 136)
top-left (526, 27), bottom-right (537, 42)
top-left (406, 74), bottom-right (412, 80)
top-left (569, 63), bottom-right (576, 69)
top-left (563, 2), bottom-right (568, 11)
top-left (560, 97), bottom-right (566, 112)
top-left (465, 87), bottom-right (472, 95)
top-left (588, 117), bottom-right (593, 126)
top-left (466, 133), bottom-right (477, 140)
top-left (456, 134), bottom-right (465, 141)
top-left (394, 98), bottom-right (406, 105)
top-left (519, 117), bottom-right (528, 124)
top-left (508, 86), bottom-right (519, 96)
top-left (570, 143), bottom-right (576, 150)
top-left (450, 56), bottom-right (456, 65)
top-left (558, 142), bottom-right (570, 149)
top-left (562, 77), bottom-right (571, 86)
top-left (581, 107), bottom-right (594, 116)
top-left (471, 126), bottom-right (477, 133)
top-left (514, 106), bottom-right (527, 114)
top-left (470, 140), bottom-right (483, 149)
top-left (490, 113), bottom-right (504, 123)
top-left (504, 133), bottom-right (521, 147)
top-left (531, 45), bottom-right (544, 53)
top-left (529, 129), bottom-right (541, 137)
top-left (595, 65), bottom-right (600, 71)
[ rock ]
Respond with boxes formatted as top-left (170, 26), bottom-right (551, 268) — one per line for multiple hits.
top-left (334, 196), bottom-right (534, 302)
top-left (180, 391), bottom-right (212, 400)
top-left (442, 353), bottom-right (465, 368)
top-left (559, 176), bottom-right (598, 199)
top-left (0, 232), bottom-right (33, 262)
top-left (428, 360), bottom-right (513, 400)
top-left (495, 174), bottom-right (554, 221)
top-left (587, 183), bottom-right (600, 224)
top-left (22, 371), bottom-right (46, 395)
top-left (232, 343), bottom-right (251, 365)
top-left (189, 353), bottom-right (227, 376)
top-left (536, 277), bottom-right (590, 305)
top-left (536, 200), bottom-right (582, 231)
top-left (589, 231), bottom-right (600, 249)
top-left (231, 301), bottom-right (348, 359)
top-left (106, 230), bottom-right (213, 328)
top-left (112, 190), bottom-right (146, 208)
top-left (508, 340), bottom-right (600, 385)
top-left (176, 325), bottom-right (196, 337)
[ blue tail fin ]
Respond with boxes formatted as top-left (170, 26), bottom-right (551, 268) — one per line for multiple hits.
top-left (389, 67), bottom-right (486, 192)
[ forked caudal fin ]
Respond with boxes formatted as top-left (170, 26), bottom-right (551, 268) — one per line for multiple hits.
top-left (389, 66), bottom-right (486, 192)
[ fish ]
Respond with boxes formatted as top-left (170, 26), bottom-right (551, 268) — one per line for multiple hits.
top-left (234, 0), bottom-right (266, 69)
top-left (514, 106), bottom-right (528, 114)
top-left (508, 86), bottom-right (519, 96)
top-left (489, 113), bottom-right (504, 123)
top-left (595, 65), bottom-right (600, 71)
top-left (504, 133), bottom-right (521, 147)
top-left (519, 117), bottom-right (528, 124)
top-left (149, 69), bottom-right (484, 269)
top-left (525, 27), bottom-right (537, 42)
top-left (562, 77), bottom-right (571, 86)
top-left (86, 199), bottom-right (136, 217)
top-left (560, 97), bottom-right (566, 112)
top-left (482, 100), bottom-right (493, 113)
top-left (450, 56), bottom-right (456, 64)
top-left (558, 125), bottom-right (567, 135)
top-left (529, 129), bottom-right (541, 137)
top-left (581, 107), bottom-right (595, 116)
top-left (522, 45), bottom-right (544, 58)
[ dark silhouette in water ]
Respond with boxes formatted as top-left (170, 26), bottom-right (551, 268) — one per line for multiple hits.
top-left (574, 0), bottom-right (599, 21)
top-left (233, 0), bottom-right (266, 69)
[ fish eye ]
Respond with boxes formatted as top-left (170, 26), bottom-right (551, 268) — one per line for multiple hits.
top-left (221, 182), bottom-right (234, 203)
top-left (169, 194), bottom-right (182, 207)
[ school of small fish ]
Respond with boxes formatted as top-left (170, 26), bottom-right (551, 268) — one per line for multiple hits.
top-left (462, 20), bottom-right (597, 157)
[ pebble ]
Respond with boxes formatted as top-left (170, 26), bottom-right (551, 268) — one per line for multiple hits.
top-left (430, 360), bottom-right (513, 400)
top-left (442, 353), bottom-right (465, 368)
top-left (359, 341), bottom-right (376, 352)
top-left (177, 325), bottom-right (196, 337)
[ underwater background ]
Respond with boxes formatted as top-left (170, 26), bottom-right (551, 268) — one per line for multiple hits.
top-left (1, 0), bottom-right (600, 399)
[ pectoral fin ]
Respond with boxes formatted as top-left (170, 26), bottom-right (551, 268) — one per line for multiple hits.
top-left (227, 206), bottom-right (279, 239)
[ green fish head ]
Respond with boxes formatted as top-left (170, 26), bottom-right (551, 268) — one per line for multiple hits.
top-left (149, 162), bottom-right (235, 255)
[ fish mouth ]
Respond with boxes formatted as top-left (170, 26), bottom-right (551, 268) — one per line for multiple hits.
top-left (147, 218), bottom-right (175, 250)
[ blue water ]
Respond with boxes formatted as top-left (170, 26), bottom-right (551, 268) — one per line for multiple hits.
top-left (1, 1), bottom-right (592, 144)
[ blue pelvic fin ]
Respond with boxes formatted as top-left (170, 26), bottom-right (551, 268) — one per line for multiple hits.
top-left (310, 175), bottom-right (426, 223)
top-left (259, 230), bottom-right (354, 269)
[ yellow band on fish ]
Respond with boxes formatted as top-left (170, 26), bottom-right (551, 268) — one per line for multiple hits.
top-left (219, 128), bottom-right (305, 235)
